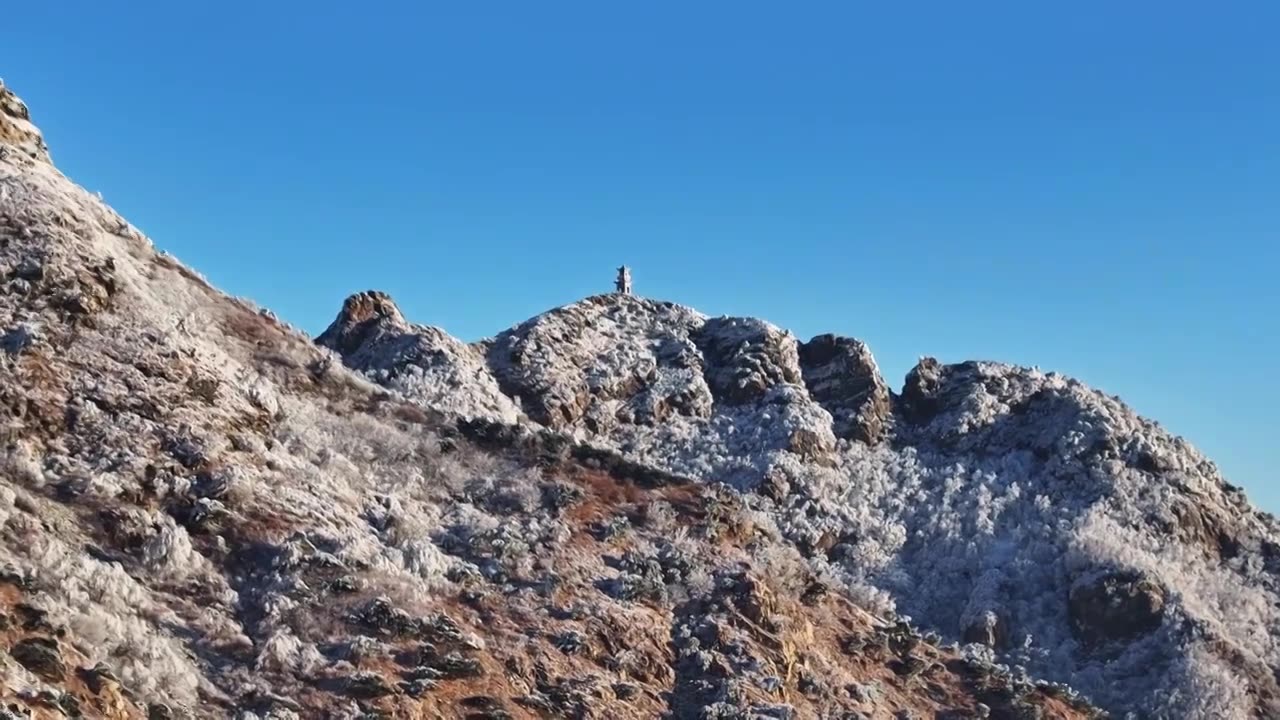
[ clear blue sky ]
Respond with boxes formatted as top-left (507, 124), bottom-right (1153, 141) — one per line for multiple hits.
top-left (5, 3), bottom-right (1276, 508)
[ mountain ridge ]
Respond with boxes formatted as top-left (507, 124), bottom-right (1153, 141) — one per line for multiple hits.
top-left (311, 236), bottom-right (1280, 714)
top-left (0, 79), bottom-right (1275, 718)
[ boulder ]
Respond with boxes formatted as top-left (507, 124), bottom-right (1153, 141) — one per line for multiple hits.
top-left (344, 671), bottom-right (396, 699)
top-left (10, 636), bottom-right (65, 681)
top-left (787, 426), bottom-right (837, 463)
top-left (1068, 570), bottom-right (1165, 646)
top-left (798, 334), bottom-right (892, 444)
top-left (697, 317), bottom-right (803, 404)
top-left (899, 357), bottom-right (945, 424)
top-left (962, 610), bottom-right (1009, 649)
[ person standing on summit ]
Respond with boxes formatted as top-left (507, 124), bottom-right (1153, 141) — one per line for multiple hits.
top-left (615, 265), bottom-right (632, 295)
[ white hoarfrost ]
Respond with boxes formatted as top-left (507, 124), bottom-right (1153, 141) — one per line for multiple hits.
top-left (3, 80), bottom-right (1277, 718)
top-left (315, 291), bottom-right (521, 424)
top-left (325, 292), bottom-right (842, 488)
top-left (0, 93), bottom-right (578, 714)
top-left (323, 293), bottom-right (1280, 717)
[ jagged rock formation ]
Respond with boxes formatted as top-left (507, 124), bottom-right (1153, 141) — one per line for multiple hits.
top-left (797, 334), bottom-right (892, 445)
top-left (0, 79), bottom-right (1275, 718)
top-left (0, 81), bottom-right (1106, 719)
top-left (0, 81), bottom-right (49, 165)
top-left (321, 292), bottom-right (883, 488)
top-left (316, 290), bottom-right (520, 423)
top-left (316, 266), bottom-right (1280, 715)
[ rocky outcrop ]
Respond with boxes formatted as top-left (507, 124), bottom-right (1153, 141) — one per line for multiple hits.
top-left (1167, 497), bottom-right (1247, 561)
top-left (898, 355), bottom-right (947, 425)
top-left (0, 80), bottom-right (50, 164)
top-left (798, 333), bottom-right (892, 444)
top-left (962, 610), bottom-right (1009, 649)
top-left (10, 636), bottom-right (66, 681)
top-left (3, 80), bottom-right (1278, 718)
top-left (321, 293), bottom-right (853, 482)
top-left (315, 290), bottom-right (409, 356)
top-left (317, 290), bottom-right (521, 423)
top-left (1068, 570), bottom-right (1166, 646)
top-left (319, 291), bottom-right (851, 483)
top-left (695, 316), bottom-right (802, 405)
top-left (484, 294), bottom-right (710, 429)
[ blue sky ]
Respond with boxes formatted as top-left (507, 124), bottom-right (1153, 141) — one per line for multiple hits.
top-left (5, 3), bottom-right (1276, 507)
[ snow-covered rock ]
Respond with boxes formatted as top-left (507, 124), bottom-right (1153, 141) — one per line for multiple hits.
top-left (322, 291), bottom-right (1280, 717)
top-left (2, 78), bottom-right (1276, 718)
top-left (323, 291), bottom-right (859, 487)
top-left (797, 333), bottom-right (892, 444)
top-left (317, 290), bottom-right (520, 423)
top-left (0, 80), bottom-right (50, 164)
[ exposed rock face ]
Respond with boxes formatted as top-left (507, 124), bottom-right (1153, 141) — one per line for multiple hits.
top-left (485, 294), bottom-right (711, 429)
top-left (317, 290), bottom-right (520, 423)
top-left (315, 290), bottom-right (408, 356)
top-left (962, 610), bottom-right (1009, 649)
top-left (695, 316), bottom-right (802, 405)
top-left (0, 80), bottom-right (50, 164)
top-left (1, 80), bottom-right (1277, 719)
top-left (1168, 496), bottom-right (1246, 561)
top-left (10, 636), bottom-right (65, 681)
top-left (324, 291), bottom-right (848, 485)
top-left (1069, 570), bottom-right (1166, 646)
top-left (309, 276), bottom-right (1280, 717)
top-left (899, 355), bottom-right (946, 425)
top-left (798, 333), bottom-right (892, 444)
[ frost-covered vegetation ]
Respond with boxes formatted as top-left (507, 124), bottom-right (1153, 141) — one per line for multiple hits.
top-left (317, 238), bottom-right (1280, 717)
top-left (0, 78), bottom-right (1274, 718)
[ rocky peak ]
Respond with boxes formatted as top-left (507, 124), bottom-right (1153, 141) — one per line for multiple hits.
top-left (317, 288), bottom-right (1280, 716)
top-left (316, 290), bottom-right (408, 356)
top-left (4, 78), bottom-right (1278, 719)
top-left (485, 293), bottom-right (708, 429)
top-left (798, 333), bottom-right (892, 444)
top-left (695, 316), bottom-right (803, 405)
top-left (322, 292), bottom-right (875, 484)
top-left (317, 290), bottom-right (520, 423)
top-left (0, 81), bottom-right (51, 164)
top-left (899, 355), bottom-right (946, 424)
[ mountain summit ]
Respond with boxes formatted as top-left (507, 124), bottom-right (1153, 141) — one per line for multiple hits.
top-left (1, 81), bottom-right (1276, 718)
top-left (318, 291), bottom-right (891, 487)
top-left (316, 287), bottom-right (1280, 717)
